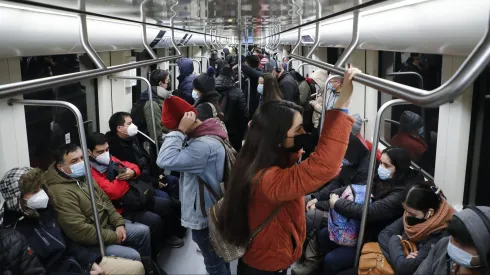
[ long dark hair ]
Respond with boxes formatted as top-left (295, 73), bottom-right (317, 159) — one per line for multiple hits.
top-left (218, 101), bottom-right (302, 245)
top-left (262, 73), bottom-right (283, 103)
top-left (382, 147), bottom-right (411, 182)
top-left (405, 181), bottom-right (446, 213)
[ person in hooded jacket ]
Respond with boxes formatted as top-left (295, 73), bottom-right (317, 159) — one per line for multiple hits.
top-left (223, 48), bottom-right (235, 66)
top-left (0, 227), bottom-right (46, 275)
top-left (378, 182), bottom-right (454, 275)
top-left (319, 147), bottom-right (424, 274)
top-left (192, 67), bottom-right (224, 122)
top-left (157, 96), bottom-right (230, 275)
top-left (415, 206), bottom-right (490, 275)
top-left (391, 111), bottom-right (428, 162)
top-left (0, 167), bottom-right (145, 275)
top-left (209, 50), bottom-right (226, 77)
top-left (272, 66), bottom-right (300, 103)
top-left (175, 58), bottom-right (196, 105)
top-left (216, 65), bottom-right (249, 150)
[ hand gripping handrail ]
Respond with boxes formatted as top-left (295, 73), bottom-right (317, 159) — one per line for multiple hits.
top-left (140, 0), bottom-right (158, 59)
top-left (0, 55), bottom-right (182, 100)
top-left (169, 1), bottom-right (182, 56)
top-left (7, 99), bottom-right (106, 257)
top-left (78, 0), bottom-right (106, 69)
top-left (108, 76), bottom-right (160, 151)
top-left (354, 99), bottom-right (410, 266)
top-left (306, 0), bottom-right (322, 58)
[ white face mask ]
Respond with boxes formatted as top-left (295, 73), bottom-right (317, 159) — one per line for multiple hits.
top-left (192, 90), bottom-right (200, 100)
top-left (95, 151), bottom-right (110, 165)
top-left (127, 123), bottom-right (138, 137)
top-left (156, 86), bottom-right (172, 99)
top-left (27, 189), bottom-right (49, 209)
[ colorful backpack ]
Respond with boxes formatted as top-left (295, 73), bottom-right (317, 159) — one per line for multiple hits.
top-left (328, 184), bottom-right (370, 246)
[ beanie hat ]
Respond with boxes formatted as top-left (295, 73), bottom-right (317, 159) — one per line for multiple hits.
top-left (161, 96), bottom-right (197, 130)
top-left (0, 167), bottom-right (33, 213)
top-left (351, 114), bottom-right (362, 135)
top-left (399, 111), bottom-right (423, 133)
top-left (193, 67), bottom-right (216, 94)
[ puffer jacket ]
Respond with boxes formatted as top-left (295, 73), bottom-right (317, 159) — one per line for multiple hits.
top-left (215, 75), bottom-right (248, 137)
top-left (176, 58), bottom-right (196, 105)
top-left (243, 110), bottom-right (353, 271)
top-left (0, 228), bottom-right (46, 275)
top-left (310, 70), bottom-right (329, 128)
top-left (194, 90), bottom-right (222, 122)
top-left (43, 164), bottom-right (125, 245)
top-left (278, 72), bottom-right (300, 103)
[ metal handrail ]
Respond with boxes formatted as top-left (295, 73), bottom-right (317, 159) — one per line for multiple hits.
top-left (203, 26), bottom-right (212, 50)
top-left (8, 99), bottom-right (106, 257)
top-left (306, 0), bottom-right (321, 58)
top-left (196, 56), bottom-right (210, 69)
top-left (386, 71), bottom-right (424, 90)
top-left (108, 76), bottom-right (160, 151)
top-left (287, 0), bottom-right (303, 69)
top-left (191, 59), bottom-right (202, 73)
top-left (354, 99), bottom-right (410, 266)
top-left (140, 0), bottom-right (158, 59)
top-left (169, 1), bottom-right (182, 56)
top-left (0, 55), bottom-right (182, 99)
top-left (78, 0), bottom-right (106, 69)
top-left (245, 78), bottom-right (251, 117)
top-left (335, 0), bottom-right (362, 68)
top-left (237, 0), bottom-right (242, 90)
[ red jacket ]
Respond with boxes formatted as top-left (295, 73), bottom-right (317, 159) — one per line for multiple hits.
top-left (391, 132), bottom-right (428, 162)
top-left (91, 156), bottom-right (141, 214)
top-left (243, 110), bottom-right (353, 271)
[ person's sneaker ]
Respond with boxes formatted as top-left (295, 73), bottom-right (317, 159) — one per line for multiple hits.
top-left (165, 236), bottom-right (184, 248)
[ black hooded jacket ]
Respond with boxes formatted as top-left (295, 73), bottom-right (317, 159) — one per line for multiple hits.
top-left (215, 75), bottom-right (248, 136)
top-left (0, 228), bottom-right (46, 275)
top-left (194, 90), bottom-right (222, 122)
top-left (278, 71), bottom-right (300, 103)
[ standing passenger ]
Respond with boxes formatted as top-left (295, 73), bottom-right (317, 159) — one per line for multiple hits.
top-left (218, 68), bottom-right (360, 274)
top-left (175, 58), bottom-right (196, 105)
top-left (272, 66), bottom-right (300, 103)
top-left (259, 73), bottom-right (283, 106)
top-left (193, 67), bottom-right (223, 122)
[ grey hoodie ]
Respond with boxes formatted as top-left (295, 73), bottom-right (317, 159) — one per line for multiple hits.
top-left (415, 206), bottom-right (490, 275)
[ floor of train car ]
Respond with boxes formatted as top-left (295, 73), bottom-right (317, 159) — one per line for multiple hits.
top-left (157, 229), bottom-right (292, 274)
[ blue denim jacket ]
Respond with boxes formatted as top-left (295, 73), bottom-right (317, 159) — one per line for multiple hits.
top-left (156, 131), bottom-right (225, 230)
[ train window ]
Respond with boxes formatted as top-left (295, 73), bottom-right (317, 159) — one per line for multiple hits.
top-left (378, 51), bottom-right (443, 177)
top-left (21, 54), bottom-right (98, 170)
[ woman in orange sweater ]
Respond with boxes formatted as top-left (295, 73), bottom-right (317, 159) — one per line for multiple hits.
top-left (218, 68), bottom-right (360, 274)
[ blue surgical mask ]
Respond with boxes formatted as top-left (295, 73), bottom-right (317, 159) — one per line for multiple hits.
top-left (327, 82), bottom-right (336, 92)
top-left (342, 158), bottom-right (353, 167)
top-left (447, 240), bottom-right (481, 268)
top-left (377, 165), bottom-right (392, 180)
top-left (68, 161), bottom-right (86, 178)
top-left (192, 90), bottom-right (199, 100)
top-left (257, 84), bottom-right (264, 95)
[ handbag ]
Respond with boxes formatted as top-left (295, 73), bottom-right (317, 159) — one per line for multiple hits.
top-left (358, 240), bottom-right (417, 275)
top-left (118, 180), bottom-right (155, 212)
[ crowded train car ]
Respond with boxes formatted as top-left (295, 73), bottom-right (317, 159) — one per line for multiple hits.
top-left (0, 0), bottom-right (490, 274)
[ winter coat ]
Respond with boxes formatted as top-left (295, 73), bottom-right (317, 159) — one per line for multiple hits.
top-left (379, 218), bottom-right (448, 275)
top-left (90, 156), bottom-right (142, 214)
top-left (278, 72), bottom-right (300, 103)
top-left (143, 88), bottom-right (169, 139)
top-left (194, 90), bottom-right (222, 122)
top-left (176, 58), bottom-right (196, 105)
top-left (0, 228), bottom-right (46, 275)
top-left (333, 169), bottom-right (424, 241)
top-left (243, 110), bottom-right (353, 271)
top-left (215, 75), bottom-right (248, 137)
top-left (156, 119), bottom-right (227, 230)
top-left (391, 132), bottom-right (428, 162)
top-left (43, 164), bottom-right (125, 245)
top-left (241, 64), bottom-right (263, 116)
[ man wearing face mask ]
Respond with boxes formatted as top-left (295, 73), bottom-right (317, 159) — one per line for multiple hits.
top-left (0, 167), bottom-right (145, 275)
top-left (415, 206), bottom-right (490, 275)
top-left (42, 144), bottom-right (154, 269)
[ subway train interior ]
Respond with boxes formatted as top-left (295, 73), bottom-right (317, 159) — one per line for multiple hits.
top-left (0, 0), bottom-right (490, 274)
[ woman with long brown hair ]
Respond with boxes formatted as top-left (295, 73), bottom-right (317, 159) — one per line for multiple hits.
top-left (258, 73), bottom-right (283, 106)
top-left (218, 68), bottom-right (360, 274)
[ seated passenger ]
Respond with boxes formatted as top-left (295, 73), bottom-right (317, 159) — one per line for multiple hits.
top-left (218, 68), bottom-right (360, 274)
top-left (0, 167), bottom-right (145, 275)
top-left (319, 147), bottom-right (424, 274)
top-left (106, 112), bottom-right (179, 199)
top-left (157, 96), bottom-right (230, 275)
top-left (259, 73), bottom-right (283, 106)
top-left (378, 182), bottom-right (455, 275)
top-left (174, 57), bottom-right (196, 105)
top-left (87, 133), bottom-right (184, 251)
top-left (43, 144), bottom-right (152, 264)
top-left (193, 67), bottom-right (223, 122)
top-left (0, 227), bottom-right (46, 275)
top-left (391, 111), bottom-right (428, 162)
top-left (415, 206), bottom-right (490, 275)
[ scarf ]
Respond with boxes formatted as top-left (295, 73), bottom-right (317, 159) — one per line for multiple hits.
top-left (90, 161), bottom-right (108, 174)
top-left (404, 200), bottom-right (455, 242)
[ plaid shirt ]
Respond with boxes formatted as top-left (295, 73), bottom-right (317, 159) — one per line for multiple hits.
top-left (0, 167), bottom-right (32, 214)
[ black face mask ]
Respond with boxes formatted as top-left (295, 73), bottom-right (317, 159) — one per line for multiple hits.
top-left (406, 216), bottom-right (426, 226)
top-left (285, 133), bottom-right (310, 153)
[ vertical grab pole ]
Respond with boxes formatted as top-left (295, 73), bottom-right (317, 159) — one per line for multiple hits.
top-left (290, 0), bottom-right (302, 56)
top-left (203, 26), bottom-right (211, 50)
top-left (191, 59), bottom-right (202, 73)
top-left (170, 1), bottom-right (182, 56)
top-left (306, 0), bottom-right (321, 59)
top-left (354, 99), bottom-right (409, 266)
top-left (8, 99), bottom-right (106, 257)
top-left (108, 76), bottom-right (159, 151)
top-left (78, 0), bottom-right (106, 69)
top-left (246, 78), bottom-right (250, 117)
top-left (237, 0), bottom-right (242, 91)
top-left (197, 56), bottom-right (210, 69)
top-left (335, 0), bottom-right (362, 68)
top-left (140, 0), bottom-right (158, 59)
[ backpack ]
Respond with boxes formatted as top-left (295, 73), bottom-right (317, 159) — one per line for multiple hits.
top-left (328, 184), bottom-right (370, 246)
top-left (206, 102), bottom-right (228, 134)
top-left (131, 98), bottom-right (159, 136)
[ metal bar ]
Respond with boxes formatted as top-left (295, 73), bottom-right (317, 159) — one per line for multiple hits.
top-left (384, 119), bottom-right (400, 125)
top-left (0, 55), bottom-right (181, 100)
top-left (169, 1), bottom-right (182, 56)
top-left (335, 0), bottom-right (362, 67)
top-left (196, 56), bottom-right (210, 69)
top-left (78, 0), bottom-right (106, 69)
top-left (306, 0), bottom-right (322, 59)
top-left (319, 75), bottom-right (343, 133)
top-left (237, 0), bottom-right (242, 91)
top-left (386, 71), bottom-right (424, 90)
top-left (108, 76), bottom-right (159, 151)
top-left (8, 99), bottom-right (106, 256)
top-left (203, 26), bottom-right (212, 50)
top-left (274, 25), bottom-right (281, 51)
top-left (169, 63), bottom-right (178, 94)
top-left (291, 0), bottom-right (302, 56)
top-left (297, 63), bottom-right (314, 72)
top-left (355, 99), bottom-right (409, 266)
top-left (246, 78), bottom-right (250, 117)
top-left (191, 59), bottom-right (202, 73)
top-left (244, 21), bottom-right (248, 55)
top-left (138, 130), bottom-right (156, 145)
top-left (140, 0), bottom-right (158, 59)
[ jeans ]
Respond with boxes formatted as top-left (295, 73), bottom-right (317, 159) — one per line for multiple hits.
top-left (237, 259), bottom-right (287, 275)
top-left (192, 228), bottom-right (230, 275)
top-left (104, 220), bottom-right (151, 261)
top-left (317, 227), bottom-right (356, 275)
top-left (154, 189), bottom-right (170, 199)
